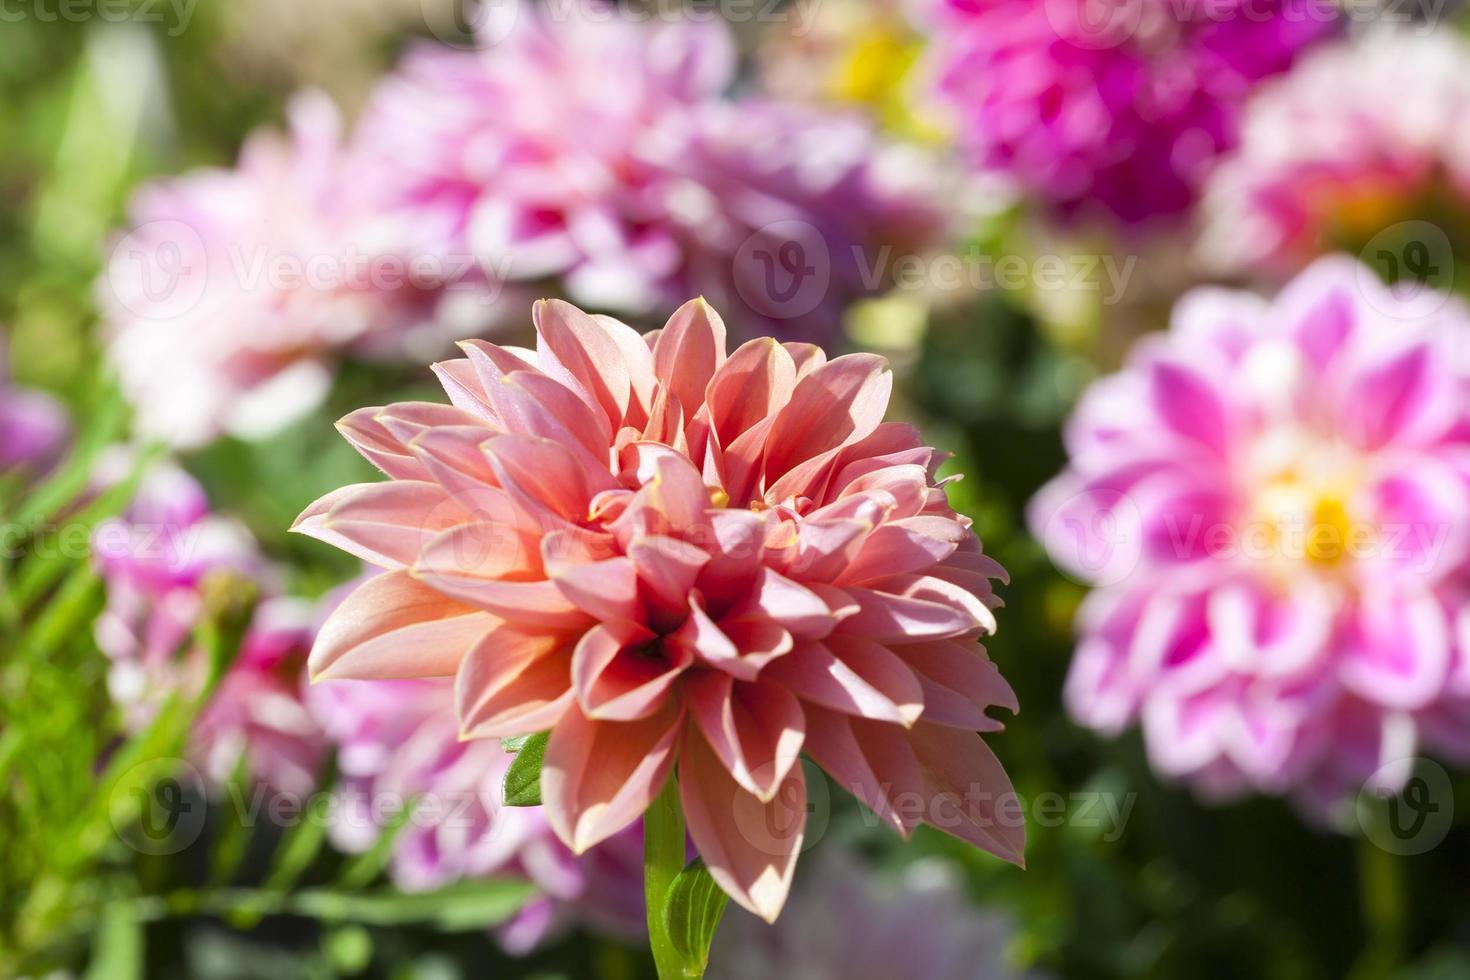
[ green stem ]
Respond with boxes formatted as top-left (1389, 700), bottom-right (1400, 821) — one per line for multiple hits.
top-left (1350, 827), bottom-right (1406, 980)
top-left (644, 774), bottom-right (687, 980)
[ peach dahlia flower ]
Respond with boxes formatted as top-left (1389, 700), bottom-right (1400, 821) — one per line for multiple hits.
top-left (294, 298), bottom-right (1022, 920)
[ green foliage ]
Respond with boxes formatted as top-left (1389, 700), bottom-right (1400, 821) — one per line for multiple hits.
top-left (503, 732), bottom-right (551, 807)
top-left (660, 859), bottom-right (728, 979)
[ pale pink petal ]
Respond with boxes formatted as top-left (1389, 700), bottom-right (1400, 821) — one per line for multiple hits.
top-left (907, 722), bottom-right (1026, 866)
top-left (679, 725), bottom-right (805, 923)
top-left (803, 705), bottom-right (924, 836)
top-left (456, 624), bottom-right (575, 738)
top-left (542, 703), bottom-right (682, 853)
top-left (310, 571), bottom-right (495, 680)
top-left (686, 672), bottom-right (805, 801)
top-left (763, 638), bottom-right (923, 726)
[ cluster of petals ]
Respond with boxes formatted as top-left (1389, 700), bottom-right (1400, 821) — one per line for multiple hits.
top-left (100, 93), bottom-right (493, 449)
top-left (1031, 258), bottom-right (1470, 814)
top-left (1201, 29), bottom-right (1470, 277)
top-left (924, 0), bottom-right (1336, 225)
top-left (296, 296), bottom-right (1021, 920)
top-left (352, 2), bottom-right (943, 340)
top-left (94, 460), bottom-right (325, 795)
top-left (307, 674), bottom-right (644, 953)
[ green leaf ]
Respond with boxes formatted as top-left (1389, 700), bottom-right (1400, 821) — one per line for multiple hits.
top-left (84, 903), bottom-right (143, 980)
top-left (661, 858), bottom-right (730, 977)
top-left (502, 731), bottom-right (549, 806)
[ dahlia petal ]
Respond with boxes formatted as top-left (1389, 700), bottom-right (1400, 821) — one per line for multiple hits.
top-left (653, 298), bottom-right (727, 426)
top-left (1148, 358), bottom-right (1232, 456)
top-left (310, 571), bottom-right (494, 680)
top-left (763, 638), bottom-right (922, 726)
top-left (591, 313), bottom-right (656, 425)
top-left (430, 360), bottom-right (497, 423)
top-left (706, 337), bottom-right (797, 446)
top-left (534, 298), bottom-right (631, 431)
top-left (839, 586), bottom-right (984, 642)
top-left (1340, 592), bottom-right (1451, 710)
top-left (838, 516), bottom-right (968, 586)
top-left (1339, 340), bottom-right (1456, 450)
top-left (406, 426), bottom-right (503, 498)
top-left (571, 621), bottom-right (688, 720)
top-left (336, 407), bottom-right (430, 480)
top-left (413, 526), bottom-right (585, 629)
top-left (907, 722), bottom-right (1025, 867)
top-left (542, 702), bottom-right (682, 853)
top-left (802, 705), bottom-right (924, 836)
top-left (483, 432), bottom-right (616, 523)
top-left (687, 672), bottom-right (805, 801)
top-left (670, 600), bottom-right (749, 678)
top-left (293, 481), bottom-right (474, 570)
top-left (763, 353), bottom-right (892, 483)
top-left (500, 370), bottom-right (614, 467)
top-left (746, 568), bottom-right (838, 639)
top-left (627, 534), bottom-right (709, 627)
top-left (550, 556), bottom-right (642, 625)
top-left (456, 624), bottom-right (575, 738)
top-left (783, 342), bottom-right (826, 381)
top-left (679, 725), bottom-right (805, 923)
top-left (897, 638), bottom-right (1018, 722)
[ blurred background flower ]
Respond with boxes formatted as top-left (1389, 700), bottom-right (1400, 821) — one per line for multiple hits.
top-left (8, 1), bottom-right (1470, 978)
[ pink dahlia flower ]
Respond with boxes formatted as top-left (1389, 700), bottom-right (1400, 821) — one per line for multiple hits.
top-left (101, 92), bottom-right (497, 449)
top-left (1030, 257), bottom-right (1470, 814)
top-left (295, 297), bottom-right (1021, 920)
top-left (0, 334), bottom-right (68, 476)
top-left (925, 0), bottom-right (1335, 225)
top-left (354, 3), bottom-right (943, 340)
top-left (1201, 30), bottom-right (1470, 277)
top-left (307, 676), bottom-right (643, 953)
top-left (95, 461), bottom-right (324, 796)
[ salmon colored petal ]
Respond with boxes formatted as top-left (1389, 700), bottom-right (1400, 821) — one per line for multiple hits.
top-left (413, 525), bottom-right (586, 629)
top-left (293, 481), bottom-right (474, 570)
top-left (628, 535), bottom-right (709, 628)
top-left (542, 703), bottom-right (682, 853)
top-left (592, 313), bottom-right (656, 425)
top-left (653, 298), bottom-right (727, 426)
top-left (706, 337), bottom-right (796, 446)
top-left (763, 353), bottom-right (892, 483)
top-left (550, 556), bottom-right (642, 624)
top-left (838, 516), bottom-right (968, 586)
top-left (309, 571), bottom-right (494, 680)
top-left (743, 568), bottom-right (837, 639)
top-left (572, 621), bottom-right (689, 720)
top-left (679, 725), bottom-right (805, 923)
top-left (907, 722), bottom-right (1026, 866)
top-left (483, 432), bottom-right (616, 523)
top-left (456, 624), bottom-right (575, 739)
top-left (803, 705), bottom-right (924, 836)
top-left (686, 672), bottom-right (805, 801)
top-left (335, 407), bottom-right (429, 480)
top-left (406, 426), bottom-right (502, 498)
top-left (430, 360), bottom-right (497, 422)
top-left (763, 638), bottom-right (923, 726)
top-left (839, 584), bottom-right (985, 642)
top-left (534, 298), bottom-right (631, 431)
top-left (504, 370), bottom-right (613, 464)
top-left (896, 638), bottom-right (1018, 729)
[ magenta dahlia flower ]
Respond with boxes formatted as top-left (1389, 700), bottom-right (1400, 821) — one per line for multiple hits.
top-left (94, 461), bottom-right (324, 795)
top-left (294, 297), bottom-right (1021, 921)
top-left (925, 0), bottom-right (1336, 225)
top-left (1201, 30), bottom-right (1470, 277)
top-left (307, 676), bottom-right (643, 953)
top-left (0, 334), bottom-right (68, 476)
top-left (353, 3), bottom-right (943, 340)
top-left (101, 92), bottom-right (499, 449)
top-left (1031, 257), bottom-right (1470, 814)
